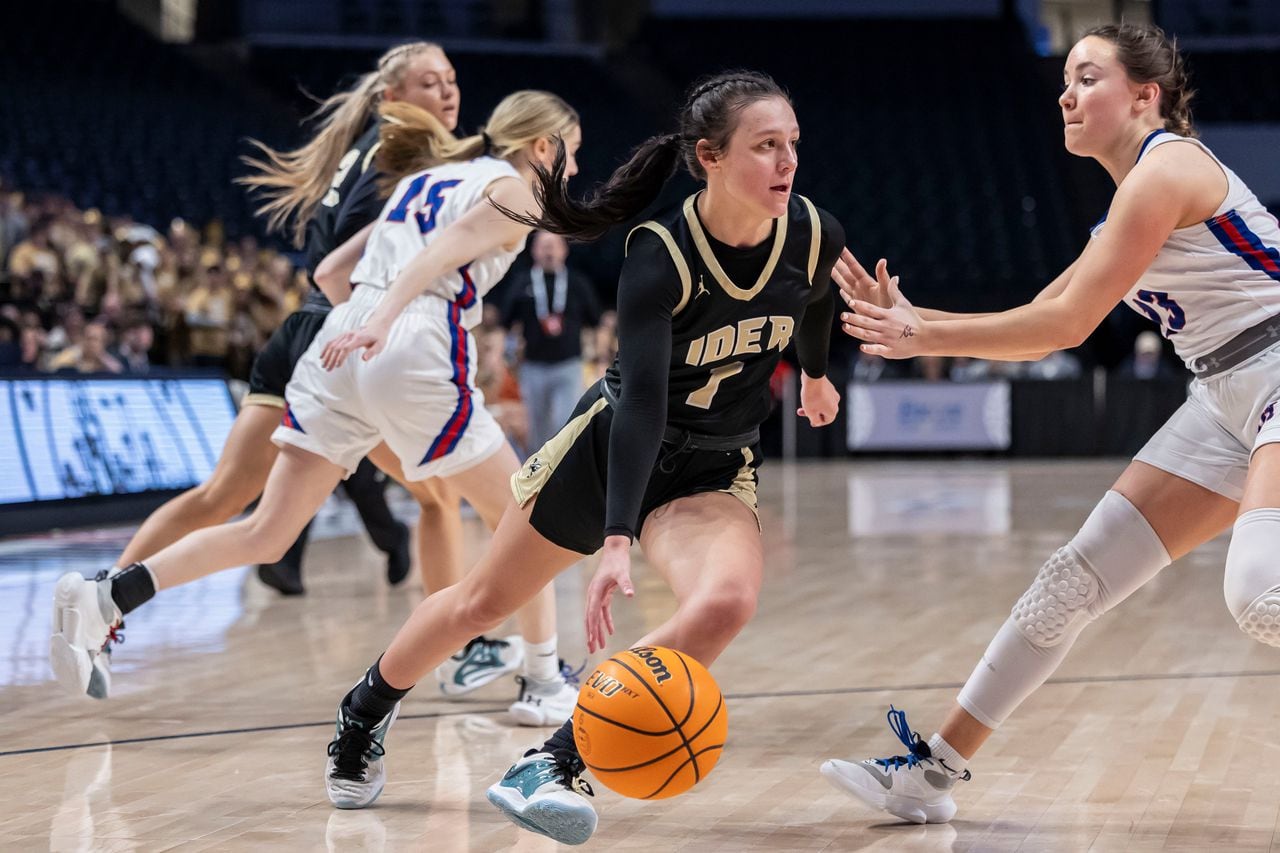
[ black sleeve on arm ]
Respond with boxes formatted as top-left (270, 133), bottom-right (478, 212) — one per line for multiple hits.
top-left (602, 230), bottom-right (681, 541)
top-left (794, 208), bottom-right (846, 379)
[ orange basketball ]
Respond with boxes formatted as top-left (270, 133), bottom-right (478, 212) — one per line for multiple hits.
top-left (572, 645), bottom-right (728, 800)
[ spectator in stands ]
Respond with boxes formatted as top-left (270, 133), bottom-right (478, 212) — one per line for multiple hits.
top-left (48, 319), bottom-right (122, 374)
top-left (1117, 330), bottom-right (1179, 379)
top-left (8, 216), bottom-right (59, 280)
top-left (114, 314), bottom-right (154, 373)
top-left (184, 261), bottom-right (233, 369)
top-left (502, 230), bottom-right (603, 449)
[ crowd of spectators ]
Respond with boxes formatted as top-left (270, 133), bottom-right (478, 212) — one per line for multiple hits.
top-left (0, 183), bottom-right (312, 378)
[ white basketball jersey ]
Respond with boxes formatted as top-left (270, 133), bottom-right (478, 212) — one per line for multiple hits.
top-left (1091, 130), bottom-right (1280, 367)
top-left (352, 156), bottom-right (526, 329)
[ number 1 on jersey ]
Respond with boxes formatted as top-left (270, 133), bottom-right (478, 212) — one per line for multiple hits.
top-left (687, 361), bottom-right (744, 409)
top-left (387, 174), bottom-right (462, 234)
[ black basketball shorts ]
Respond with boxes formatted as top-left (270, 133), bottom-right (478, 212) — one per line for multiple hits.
top-left (245, 309), bottom-right (329, 408)
top-left (511, 383), bottom-right (762, 555)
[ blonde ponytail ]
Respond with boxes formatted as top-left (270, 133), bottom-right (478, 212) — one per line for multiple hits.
top-left (238, 41), bottom-right (444, 246)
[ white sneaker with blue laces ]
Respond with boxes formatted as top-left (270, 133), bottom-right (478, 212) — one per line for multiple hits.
top-left (820, 706), bottom-right (969, 824)
top-left (486, 750), bottom-right (597, 845)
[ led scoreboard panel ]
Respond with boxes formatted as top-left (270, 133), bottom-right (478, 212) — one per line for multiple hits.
top-left (0, 376), bottom-right (237, 506)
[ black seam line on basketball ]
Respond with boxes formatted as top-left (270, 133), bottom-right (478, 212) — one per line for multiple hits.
top-left (612, 657), bottom-right (698, 776)
top-left (0, 707), bottom-right (507, 758)
top-left (720, 668), bottom-right (1280, 702)
top-left (672, 650), bottom-right (699, 781)
top-left (584, 695), bottom-right (724, 774)
top-left (673, 650), bottom-right (697, 728)
top-left (574, 702), bottom-right (680, 737)
top-left (642, 743), bottom-right (724, 800)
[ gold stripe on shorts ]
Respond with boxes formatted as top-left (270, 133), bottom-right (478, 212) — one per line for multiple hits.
top-left (721, 446), bottom-right (761, 529)
top-left (511, 396), bottom-right (609, 507)
top-left (243, 392), bottom-right (286, 409)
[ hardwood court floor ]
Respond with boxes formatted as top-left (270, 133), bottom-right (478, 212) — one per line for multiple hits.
top-left (2, 460), bottom-right (1278, 851)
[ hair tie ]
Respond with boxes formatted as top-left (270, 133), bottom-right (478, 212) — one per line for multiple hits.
top-left (480, 131), bottom-right (493, 154)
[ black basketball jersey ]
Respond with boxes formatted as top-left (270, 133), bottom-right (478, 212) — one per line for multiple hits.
top-left (604, 191), bottom-right (841, 437)
top-left (301, 122), bottom-right (384, 312)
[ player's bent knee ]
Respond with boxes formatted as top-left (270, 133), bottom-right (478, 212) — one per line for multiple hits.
top-left (196, 475), bottom-right (261, 521)
top-left (1234, 588), bottom-right (1280, 647)
top-left (1224, 509), bottom-right (1280, 646)
top-left (1011, 545), bottom-right (1100, 648)
top-left (456, 584), bottom-right (512, 634)
top-left (688, 589), bottom-right (757, 638)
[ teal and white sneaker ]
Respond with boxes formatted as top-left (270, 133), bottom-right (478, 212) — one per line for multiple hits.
top-left (486, 749), bottom-right (596, 845)
top-left (820, 707), bottom-right (969, 824)
top-left (50, 570), bottom-right (123, 700)
top-left (325, 697), bottom-right (399, 809)
top-left (436, 634), bottom-right (523, 696)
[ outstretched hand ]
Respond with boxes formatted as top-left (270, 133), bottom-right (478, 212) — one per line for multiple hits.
top-left (584, 538), bottom-right (634, 654)
top-left (320, 322), bottom-right (390, 371)
top-left (838, 260), bottom-right (927, 359)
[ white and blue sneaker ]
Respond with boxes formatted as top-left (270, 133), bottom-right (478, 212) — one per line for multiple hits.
top-left (486, 749), bottom-right (597, 845)
top-left (50, 570), bottom-right (123, 700)
top-left (436, 634), bottom-right (523, 697)
top-left (508, 660), bottom-right (585, 727)
top-left (820, 707), bottom-right (970, 824)
top-left (325, 698), bottom-right (400, 809)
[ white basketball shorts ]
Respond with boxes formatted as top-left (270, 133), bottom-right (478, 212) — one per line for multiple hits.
top-left (272, 285), bottom-right (504, 481)
top-left (1135, 344), bottom-right (1280, 501)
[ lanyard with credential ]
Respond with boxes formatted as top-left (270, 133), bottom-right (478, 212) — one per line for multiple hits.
top-left (532, 268), bottom-right (568, 336)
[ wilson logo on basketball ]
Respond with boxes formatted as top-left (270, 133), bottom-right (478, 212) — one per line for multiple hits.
top-left (630, 646), bottom-right (672, 684)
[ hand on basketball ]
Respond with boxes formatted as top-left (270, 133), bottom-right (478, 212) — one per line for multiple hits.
top-left (586, 537), bottom-right (635, 654)
top-left (832, 250), bottom-right (894, 310)
top-left (797, 374), bottom-right (839, 427)
top-left (839, 265), bottom-right (927, 359)
top-left (320, 322), bottom-right (390, 371)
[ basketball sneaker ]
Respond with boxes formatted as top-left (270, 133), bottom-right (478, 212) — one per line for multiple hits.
top-left (325, 696), bottom-right (399, 809)
top-left (436, 634), bottom-right (523, 696)
top-left (50, 571), bottom-right (123, 700)
top-left (486, 749), bottom-right (596, 845)
top-left (820, 706), bottom-right (970, 824)
top-left (509, 660), bottom-right (585, 726)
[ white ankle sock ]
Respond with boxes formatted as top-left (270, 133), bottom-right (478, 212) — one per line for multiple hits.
top-left (523, 636), bottom-right (560, 682)
top-left (927, 733), bottom-right (969, 777)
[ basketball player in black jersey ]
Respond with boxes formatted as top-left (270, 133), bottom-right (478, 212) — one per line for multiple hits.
top-left (316, 71), bottom-right (844, 845)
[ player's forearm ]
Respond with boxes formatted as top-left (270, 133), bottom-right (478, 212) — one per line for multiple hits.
top-left (923, 300), bottom-right (1086, 358)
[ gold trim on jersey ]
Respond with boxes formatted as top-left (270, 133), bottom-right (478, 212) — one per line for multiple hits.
top-left (511, 396), bottom-right (610, 506)
top-left (720, 446), bottom-right (761, 529)
top-left (798, 194), bottom-right (821, 285)
top-left (243, 392), bottom-right (286, 409)
top-left (362, 141), bottom-right (381, 174)
top-left (682, 192), bottom-right (788, 301)
top-left (626, 221), bottom-right (693, 316)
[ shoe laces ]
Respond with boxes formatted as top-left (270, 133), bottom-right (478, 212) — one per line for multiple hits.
top-left (464, 636), bottom-right (510, 665)
top-left (527, 749), bottom-right (595, 798)
top-left (328, 713), bottom-right (384, 782)
top-left (559, 659), bottom-right (587, 687)
top-left (872, 705), bottom-right (932, 772)
top-left (101, 622), bottom-right (125, 656)
top-left (92, 570), bottom-right (124, 655)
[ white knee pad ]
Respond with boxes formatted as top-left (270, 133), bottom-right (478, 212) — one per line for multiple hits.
top-left (1011, 545), bottom-right (1098, 646)
top-left (958, 490), bottom-right (1171, 728)
top-left (1224, 508), bottom-right (1280, 647)
top-left (1011, 490), bottom-right (1171, 649)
